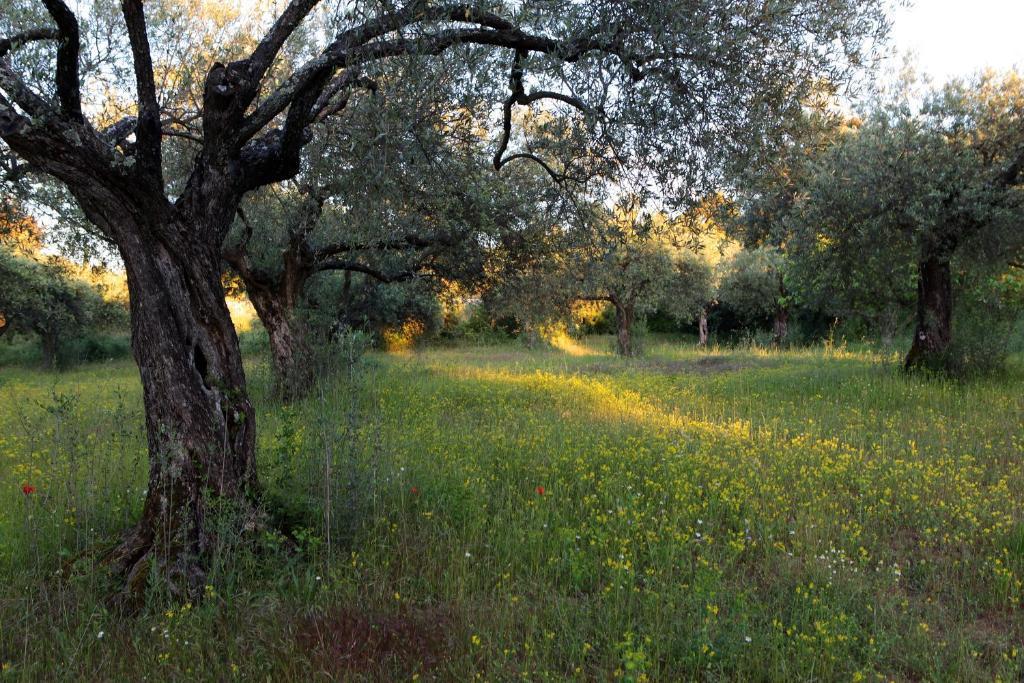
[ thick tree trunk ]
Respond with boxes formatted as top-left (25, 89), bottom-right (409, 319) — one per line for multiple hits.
top-left (614, 303), bottom-right (636, 357)
top-left (697, 307), bottom-right (709, 347)
top-left (105, 216), bottom-right (258, 604)
top-left (772, 307), bottom-right (789, 346)
top-left (905, 256), bottom-right (953, 370)
top-left (247, 285), bottom-right (313, 401)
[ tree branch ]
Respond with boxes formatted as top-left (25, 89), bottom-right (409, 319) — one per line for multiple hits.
top-left (40, 0), bottom-right (82, 121)
top-left (492, 49), bottom-right (588, 180)
top-left (243, 0), bottom-right (321, 108)
top-left (120, 0), bottom-right (162, 183)
top-left (314, 259), bottom-right (419, 283)
top-left (312, 233), bottom-right (443, 261)
top-left (237, 3), bottom-right (609, 151)
top-left (0, 63), bottom-right (51, 120)
top-left (0, 28), bottom-right (58, 58)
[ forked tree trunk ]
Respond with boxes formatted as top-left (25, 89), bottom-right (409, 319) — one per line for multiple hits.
top-left (105, 216), bottom-right (258, 604)
top-left (247, 285), bottom-right (313, 401)
top-left (905, 256), bottom-right (954, 370)
top-left (697, 307), bottom-right (709, 347)
top-left (614, 303), bottom-right (636, 357)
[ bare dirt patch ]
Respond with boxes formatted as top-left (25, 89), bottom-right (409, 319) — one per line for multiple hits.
top-left (297, 605), bottom-right (456, 679)
top-left (580, 355), bottom-right (778, 377)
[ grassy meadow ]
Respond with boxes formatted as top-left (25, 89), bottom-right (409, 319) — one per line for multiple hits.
top-left (1, 337), bottom-right (1023, 681)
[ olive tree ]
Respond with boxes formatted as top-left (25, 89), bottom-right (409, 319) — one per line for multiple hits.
top-left (0, 246), bottom-right (117, 366)
top-left (224, 80), bottom-right (538, 398)
top-left (794, 73), bottom-right (1024, 369)
top-left (0, 0), bottom-right (890, 598)
top-left (717, 246), bottom-right (791, 344)
top-left (576, 207), bottom-right (714, 356)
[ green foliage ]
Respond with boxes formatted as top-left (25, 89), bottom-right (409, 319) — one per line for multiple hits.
top-left (717, 247), bottom-right (788, 328)
top-left (486, 201), bottom-right (716, 354)
top-left (732, 72), bottom-right (1024, 354)
top-left (939, 270), bottom-right (1024, 378)
top-left (303, 273), bottom-right (443, 346)
top-left (0, 247), bottom-right (126, 368)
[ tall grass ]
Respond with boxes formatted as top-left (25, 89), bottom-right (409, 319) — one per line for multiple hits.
top-left (1, 338), bottom-right (1022, 680)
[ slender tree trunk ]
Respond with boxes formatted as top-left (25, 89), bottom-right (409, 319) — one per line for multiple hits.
top-left (105, 216), bottom-right (258, 605)
top-left (614, 302), bottom-right (636, 357)
top-left (39, 329), bottom-right (58, 369)
top-left (697, 307), bottom-right (709, 347)
top-left (905, 256), bottom-right (954, 370)
top-left (247, 285), bottom-right (313, 401)
top-left (772, 307), bottom-right (789, 346)
top-left (878, 305), bottom-right (900, 349)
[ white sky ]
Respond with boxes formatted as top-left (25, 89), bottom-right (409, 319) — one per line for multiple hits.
top-left (889, 0), bottom-right (1024, 83)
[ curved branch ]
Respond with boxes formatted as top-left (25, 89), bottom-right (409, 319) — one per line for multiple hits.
top-left (237, 3), bottom-right (613, 150)
top-left (492, 50), bottom-right (588, 180)
top-left (41, 0), bottom-right (82, 121)
top-left (0, 63), bottom-right (52, 118)
top-left (314, 259), bottom-right (418, 283)
top-left (102, 115), bottom-right (137, 145)
top-left (0, 28), bottom-right (58, 58)
top-left (496, 152), bottom-right (568, 182)
top-left (244, 0), bottom-right (321, 106)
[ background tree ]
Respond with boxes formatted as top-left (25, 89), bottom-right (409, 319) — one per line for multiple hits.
top-left (0, 0), bottom-right (891, 599)
top-left (791, 72), bottom-right (1024, 369)
top-left (487, 202), bottom-right (714, 355)
top-left (717, 246), bottom-right (791, 344)
top-left (577, 206), bottom-right (714, 356)
top-left (0, 246), bottom-right (122, 366)
top-left (223, 75), bottom-right (548, 398)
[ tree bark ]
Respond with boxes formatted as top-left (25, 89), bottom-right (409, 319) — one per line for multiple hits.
top-left (1, 100), bottom-right (262, 603)
top-left (246, 284), bottom-right (313, 401)
top-left (697, 307), bottom-right (709, 347)
top-left (772, 307), bottom-right (789, 346)
top-left (39, 328), bottom-right (58, 369)
top-left (227, 243), bottom-right (315, 401)
top-left (104, 214), bottom-right (259, 605)
top-left (614, 302), bottom-right (636, 357)
top-left (904, 256), bottom-right (953, 370)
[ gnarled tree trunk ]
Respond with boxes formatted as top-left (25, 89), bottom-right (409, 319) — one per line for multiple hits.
top-left (103, 213), bottom-right (259, 604)
top-left (246, 284), bottom-right (313, 401)
top-left (227, 243), bottom-right (315, 402)
top-left (905, 256), bottom-right (953, 370)
top-left (697, 307), bottom-right (709, 347)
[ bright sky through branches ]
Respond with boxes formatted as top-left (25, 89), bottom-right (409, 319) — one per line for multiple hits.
top-left (890, 0), bottom-right (1024, 83)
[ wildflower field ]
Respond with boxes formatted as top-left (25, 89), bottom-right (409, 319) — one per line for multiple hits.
top-left (1, 338), bottom-right (1023, 681)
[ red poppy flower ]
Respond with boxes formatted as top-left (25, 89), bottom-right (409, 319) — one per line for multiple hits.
top-left (21, 483), bottom-right (36, 495)
top-left (535, 485), bottom-right (545, 496)
top-left (410, 486), bottom-right (419, 496)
